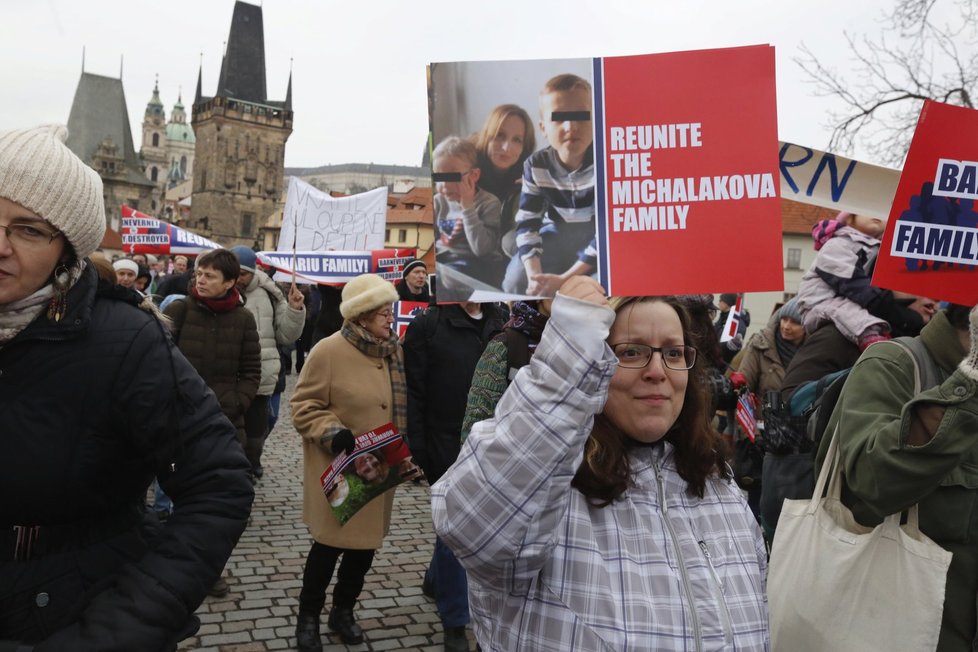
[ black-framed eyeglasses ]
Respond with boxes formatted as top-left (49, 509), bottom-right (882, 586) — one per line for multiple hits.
top-left (611, 343), bottom-right (697, 370)
top-left (0, 220), bottom-right (62, 248)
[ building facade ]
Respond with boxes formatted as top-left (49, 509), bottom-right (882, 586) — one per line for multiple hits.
top-left (189, 0), bottom-right (292, 247)
top-left (66, 71), bottom-right (156, 231)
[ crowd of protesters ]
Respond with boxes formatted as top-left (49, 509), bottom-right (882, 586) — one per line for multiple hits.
top-left (2, 121), bottom-right (977, 652)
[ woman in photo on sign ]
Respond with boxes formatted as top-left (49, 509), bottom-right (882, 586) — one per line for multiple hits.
top-left (471, 104), bottom-right (536, 258)
top-left (433, 276), bottom-right (769, 651)
top-left (290, 273), bottom-right (420, 650)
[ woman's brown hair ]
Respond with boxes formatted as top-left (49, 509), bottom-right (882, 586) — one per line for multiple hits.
top-left (571, 296), bottom-right (730, 505)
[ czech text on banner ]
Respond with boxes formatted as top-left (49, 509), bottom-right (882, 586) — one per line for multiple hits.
top-left (319, 423), bottom-right (419, 525)
top-left (280, 177), bottom-right (388, 253)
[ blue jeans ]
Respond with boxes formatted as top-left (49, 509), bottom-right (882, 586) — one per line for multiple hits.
top-left (268, 392), bottom-right (282, 431)
top-left (425, 536), bottom-right (469, 628)
top-left (153, 479), bottom-right (173, 514)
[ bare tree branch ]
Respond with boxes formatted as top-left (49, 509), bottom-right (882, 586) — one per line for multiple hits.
top-left (795, 0), bottom-right (978, 166)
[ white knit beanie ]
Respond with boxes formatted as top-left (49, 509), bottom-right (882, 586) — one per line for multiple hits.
top-left (112, 258), bottom-right (139, 275)
top-left (0, 124), bottom-right (106, 260)
top-left (340, 273), bottom-right (398, 320)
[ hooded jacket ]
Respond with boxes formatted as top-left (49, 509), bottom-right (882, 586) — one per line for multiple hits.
top-left (164, 293), bottom-right (262, 443)
top-left (238, 269), bottom-right (304, 395)
top-left (433, 295), bottom-right (769, 651)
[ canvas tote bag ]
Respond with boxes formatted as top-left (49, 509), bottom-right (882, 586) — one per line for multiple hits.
top-left (768, 378), bottom-right (952, 651)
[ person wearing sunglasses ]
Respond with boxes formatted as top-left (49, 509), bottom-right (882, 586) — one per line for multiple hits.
top-left (433, 277), bottom-right (768, 651)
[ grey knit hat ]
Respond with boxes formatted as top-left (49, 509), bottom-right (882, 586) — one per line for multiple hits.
top-left (0, 125), bottom-right (106, 260)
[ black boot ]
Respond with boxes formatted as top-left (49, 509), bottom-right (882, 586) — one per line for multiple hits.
top-left (295, 611), bottom-right (323, 652)
top-left (444, 626), bottom-right (469, 652)
top-left (327, 606), bottom-right (364, 645)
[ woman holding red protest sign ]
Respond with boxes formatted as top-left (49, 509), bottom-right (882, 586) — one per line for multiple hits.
top-left (433, 277), bottom-right (769, 651)
top-left (291, 273), bottom-right (412, 650)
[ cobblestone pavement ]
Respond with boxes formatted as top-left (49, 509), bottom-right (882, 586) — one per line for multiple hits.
top-left (178, 374), bottom-right (472, 652)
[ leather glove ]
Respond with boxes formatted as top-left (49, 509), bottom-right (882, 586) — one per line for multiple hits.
top-left (961, 305), bottom-right (978, 381)
top-left (729, 371), bottom-right (748, 390)
top-left (330, 429), bottom-right (356, 455)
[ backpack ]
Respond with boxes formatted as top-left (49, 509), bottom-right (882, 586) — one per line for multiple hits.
top-left (759, 336), bottom-right (944, 540)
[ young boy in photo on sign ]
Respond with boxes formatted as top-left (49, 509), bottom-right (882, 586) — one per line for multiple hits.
top-left (503, 73), bottom-right (597, 297)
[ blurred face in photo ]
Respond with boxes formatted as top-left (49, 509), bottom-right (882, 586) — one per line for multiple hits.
top-left (539, 87), bottom-right (593, 170)
top-left (487, 113), bottom-right (527, 173)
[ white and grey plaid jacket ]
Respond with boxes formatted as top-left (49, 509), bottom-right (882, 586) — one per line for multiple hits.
top-left (433, 295), bottom-right (770, 651)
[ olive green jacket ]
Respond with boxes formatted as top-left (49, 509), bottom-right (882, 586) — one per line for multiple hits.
top-left (816, 311), bottom-right (978, 651)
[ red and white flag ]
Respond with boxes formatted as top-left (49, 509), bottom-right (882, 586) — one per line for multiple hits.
top-left (736, 391), bottom-right (759, 442)
top-left (394, 301), bottom-right (427, 339)
top-left (720, 295), bottom-right (744, 343)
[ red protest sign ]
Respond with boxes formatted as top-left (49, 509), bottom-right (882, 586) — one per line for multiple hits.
top-left (873, 100), bottom-right (978, 306)
top-left (594, 45), bottom-right (783, 296)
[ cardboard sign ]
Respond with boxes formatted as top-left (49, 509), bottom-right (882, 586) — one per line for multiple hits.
top-left (429, 47), bottom-right (783, 299)
top-left (778, 142), bottom-right (900, 219)
top-left (120, 206), bottom-right (221, 255)
top-left (595, 46), bottom-right (783, 295)
top-left (280, 177), bottom-right (388, 253)
top-left (873, 100), bottom-right (978, 306)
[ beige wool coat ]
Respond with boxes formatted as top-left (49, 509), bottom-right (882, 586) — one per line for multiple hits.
top-left (290, 330), bottom-right (398, 549)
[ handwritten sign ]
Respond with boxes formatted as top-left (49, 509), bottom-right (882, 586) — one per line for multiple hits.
top-left (280, 177), bottom-right (388, 252)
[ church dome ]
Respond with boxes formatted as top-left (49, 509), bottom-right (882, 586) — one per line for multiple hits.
top-left (166, 121), bottom-right (196, 143)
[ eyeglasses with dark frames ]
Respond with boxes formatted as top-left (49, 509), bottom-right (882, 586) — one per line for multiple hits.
top-left (611, 343), bottom-right (697, 370)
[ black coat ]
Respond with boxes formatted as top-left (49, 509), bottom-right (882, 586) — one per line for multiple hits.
top-left (164, 294), bottom-right (262, 443)
top-left (396, 279), bottom-right (430, 303)
top-left (403, 304), bottom-right (506, 482)
top-left (0, 264), bottom-right (254, 650)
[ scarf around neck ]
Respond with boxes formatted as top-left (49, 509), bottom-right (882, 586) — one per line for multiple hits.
top-left (0, 259), bottom-right (85, 346)
top-left (775, 328), bottom-right (801, 370)
top-left (191, 286), bottom-right (242, 313)
top-left (341, 320), bottom-right (408, 437)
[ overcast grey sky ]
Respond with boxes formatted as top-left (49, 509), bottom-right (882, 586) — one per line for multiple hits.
top-left (0, 0), bottom-right (913, 168)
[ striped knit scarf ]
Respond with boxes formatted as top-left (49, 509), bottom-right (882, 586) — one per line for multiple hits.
top-left (341, 321), bottom-right (408, 437)
top-left (0, 285), bottom-right (52, 345)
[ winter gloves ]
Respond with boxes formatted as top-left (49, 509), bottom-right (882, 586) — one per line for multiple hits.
top-left (330, 429), bottom-right (356, 455)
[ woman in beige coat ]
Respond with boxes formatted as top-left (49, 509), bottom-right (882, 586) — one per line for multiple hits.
top-left (290, 273), bottom-right (412, 650)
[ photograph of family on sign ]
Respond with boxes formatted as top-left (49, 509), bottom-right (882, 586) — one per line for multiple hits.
top-left (429, 57), bottom-right (597, 301)
top-left (319, 423), bottom-right (421, 525)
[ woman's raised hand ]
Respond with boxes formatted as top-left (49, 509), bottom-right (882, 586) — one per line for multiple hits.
top-left (558, 276), bottom-right (608, 307)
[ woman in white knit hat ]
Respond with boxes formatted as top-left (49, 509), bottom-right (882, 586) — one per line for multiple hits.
top-left (0, 125), bottom-right (254, 650)
top-left (290, 272), bottom-right (421, 650)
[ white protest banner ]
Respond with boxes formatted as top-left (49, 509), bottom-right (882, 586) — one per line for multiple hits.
top-left (280, 177), bottom-right (388, 252)
top-left (778, 141), bottom-right (901, 219)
